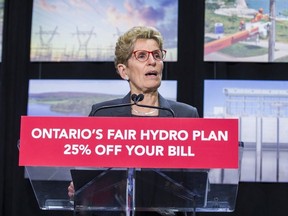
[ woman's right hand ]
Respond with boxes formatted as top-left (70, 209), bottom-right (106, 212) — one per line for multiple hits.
top-left (68, 181), bottom-right (75, 198)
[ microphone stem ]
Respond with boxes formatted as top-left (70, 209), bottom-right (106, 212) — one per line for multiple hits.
top-left (91, 103), bottom-right (134, 116)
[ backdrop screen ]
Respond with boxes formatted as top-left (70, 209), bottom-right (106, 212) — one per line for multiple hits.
top-left (30, 0), bottom-right (178, 62)
top-left (204, 79), bottom-right (288, 182)
top-left (27, 79), bottom-right (177, 116)
top-left (204, 0), bottom-right (288, 62)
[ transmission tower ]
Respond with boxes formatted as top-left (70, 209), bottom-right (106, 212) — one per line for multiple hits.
top-left (73, 27), bottom-right (96, 60)
top-left (34, 26), bottom-right (59, 60)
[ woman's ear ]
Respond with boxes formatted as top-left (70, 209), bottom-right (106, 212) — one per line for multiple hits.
top-left (117, 64), bottom-right (129, 81)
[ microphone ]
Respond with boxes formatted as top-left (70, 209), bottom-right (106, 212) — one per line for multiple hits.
top-left (132, 94), bottom-right (175, 117)
top-left (91, 93), bottom-right (175, 117)
top-left (90, 93), bottom-right (146, 116)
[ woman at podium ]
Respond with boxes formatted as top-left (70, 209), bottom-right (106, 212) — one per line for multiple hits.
top-left (68, 25), bottom-right (199, 216)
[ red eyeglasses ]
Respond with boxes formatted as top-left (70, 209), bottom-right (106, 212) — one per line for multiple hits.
top-left (132, 49), bottom-right (167, 62)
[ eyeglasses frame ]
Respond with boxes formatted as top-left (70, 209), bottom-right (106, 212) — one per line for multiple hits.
top-left (132, 49), bottom-right (167, 62)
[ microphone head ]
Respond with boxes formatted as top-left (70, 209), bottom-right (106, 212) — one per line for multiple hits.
top-left (136, 94), bottom-right (144, 102)
top-left (131, 94), bottom-right (138, 102)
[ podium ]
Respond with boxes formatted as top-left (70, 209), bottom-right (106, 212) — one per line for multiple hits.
top-left (19, 116), bottom-right (241, 215)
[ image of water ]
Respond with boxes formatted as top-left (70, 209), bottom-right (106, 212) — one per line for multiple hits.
top-left (27, 103), bottom-right (83, 116)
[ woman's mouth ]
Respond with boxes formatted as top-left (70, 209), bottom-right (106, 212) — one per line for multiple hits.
top-left (145, 71), bottom-right (158, 77)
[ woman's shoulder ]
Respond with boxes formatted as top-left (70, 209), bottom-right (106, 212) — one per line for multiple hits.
top-left (166, 99), bottom-right (199, 117)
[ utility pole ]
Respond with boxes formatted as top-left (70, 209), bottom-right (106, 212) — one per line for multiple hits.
top-left (268, 0), bottom-right (276, 62)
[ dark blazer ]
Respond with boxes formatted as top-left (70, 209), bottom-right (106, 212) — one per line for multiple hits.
top-left (89, 93), bottom-right (199, 118)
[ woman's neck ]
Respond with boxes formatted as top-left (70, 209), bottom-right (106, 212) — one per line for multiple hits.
top-left (131, 92), bottom-right (159, 116)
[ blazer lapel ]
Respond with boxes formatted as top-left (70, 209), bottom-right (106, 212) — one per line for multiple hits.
top-left (158, 94), bottom-right (174, 117)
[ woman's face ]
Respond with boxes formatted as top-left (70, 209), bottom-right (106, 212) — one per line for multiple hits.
top-left (118, 38), bottom-right (164, 94)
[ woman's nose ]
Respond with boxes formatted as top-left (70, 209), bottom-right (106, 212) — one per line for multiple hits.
top-left (147, 53), bottom-right (156, 65)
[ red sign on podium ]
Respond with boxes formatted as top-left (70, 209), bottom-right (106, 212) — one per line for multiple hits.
top-left (19, 116), bottom-right (238, 169)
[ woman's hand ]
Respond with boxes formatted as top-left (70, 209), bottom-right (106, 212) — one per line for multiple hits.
top-left (68, 181), bottom-right (75, 198)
